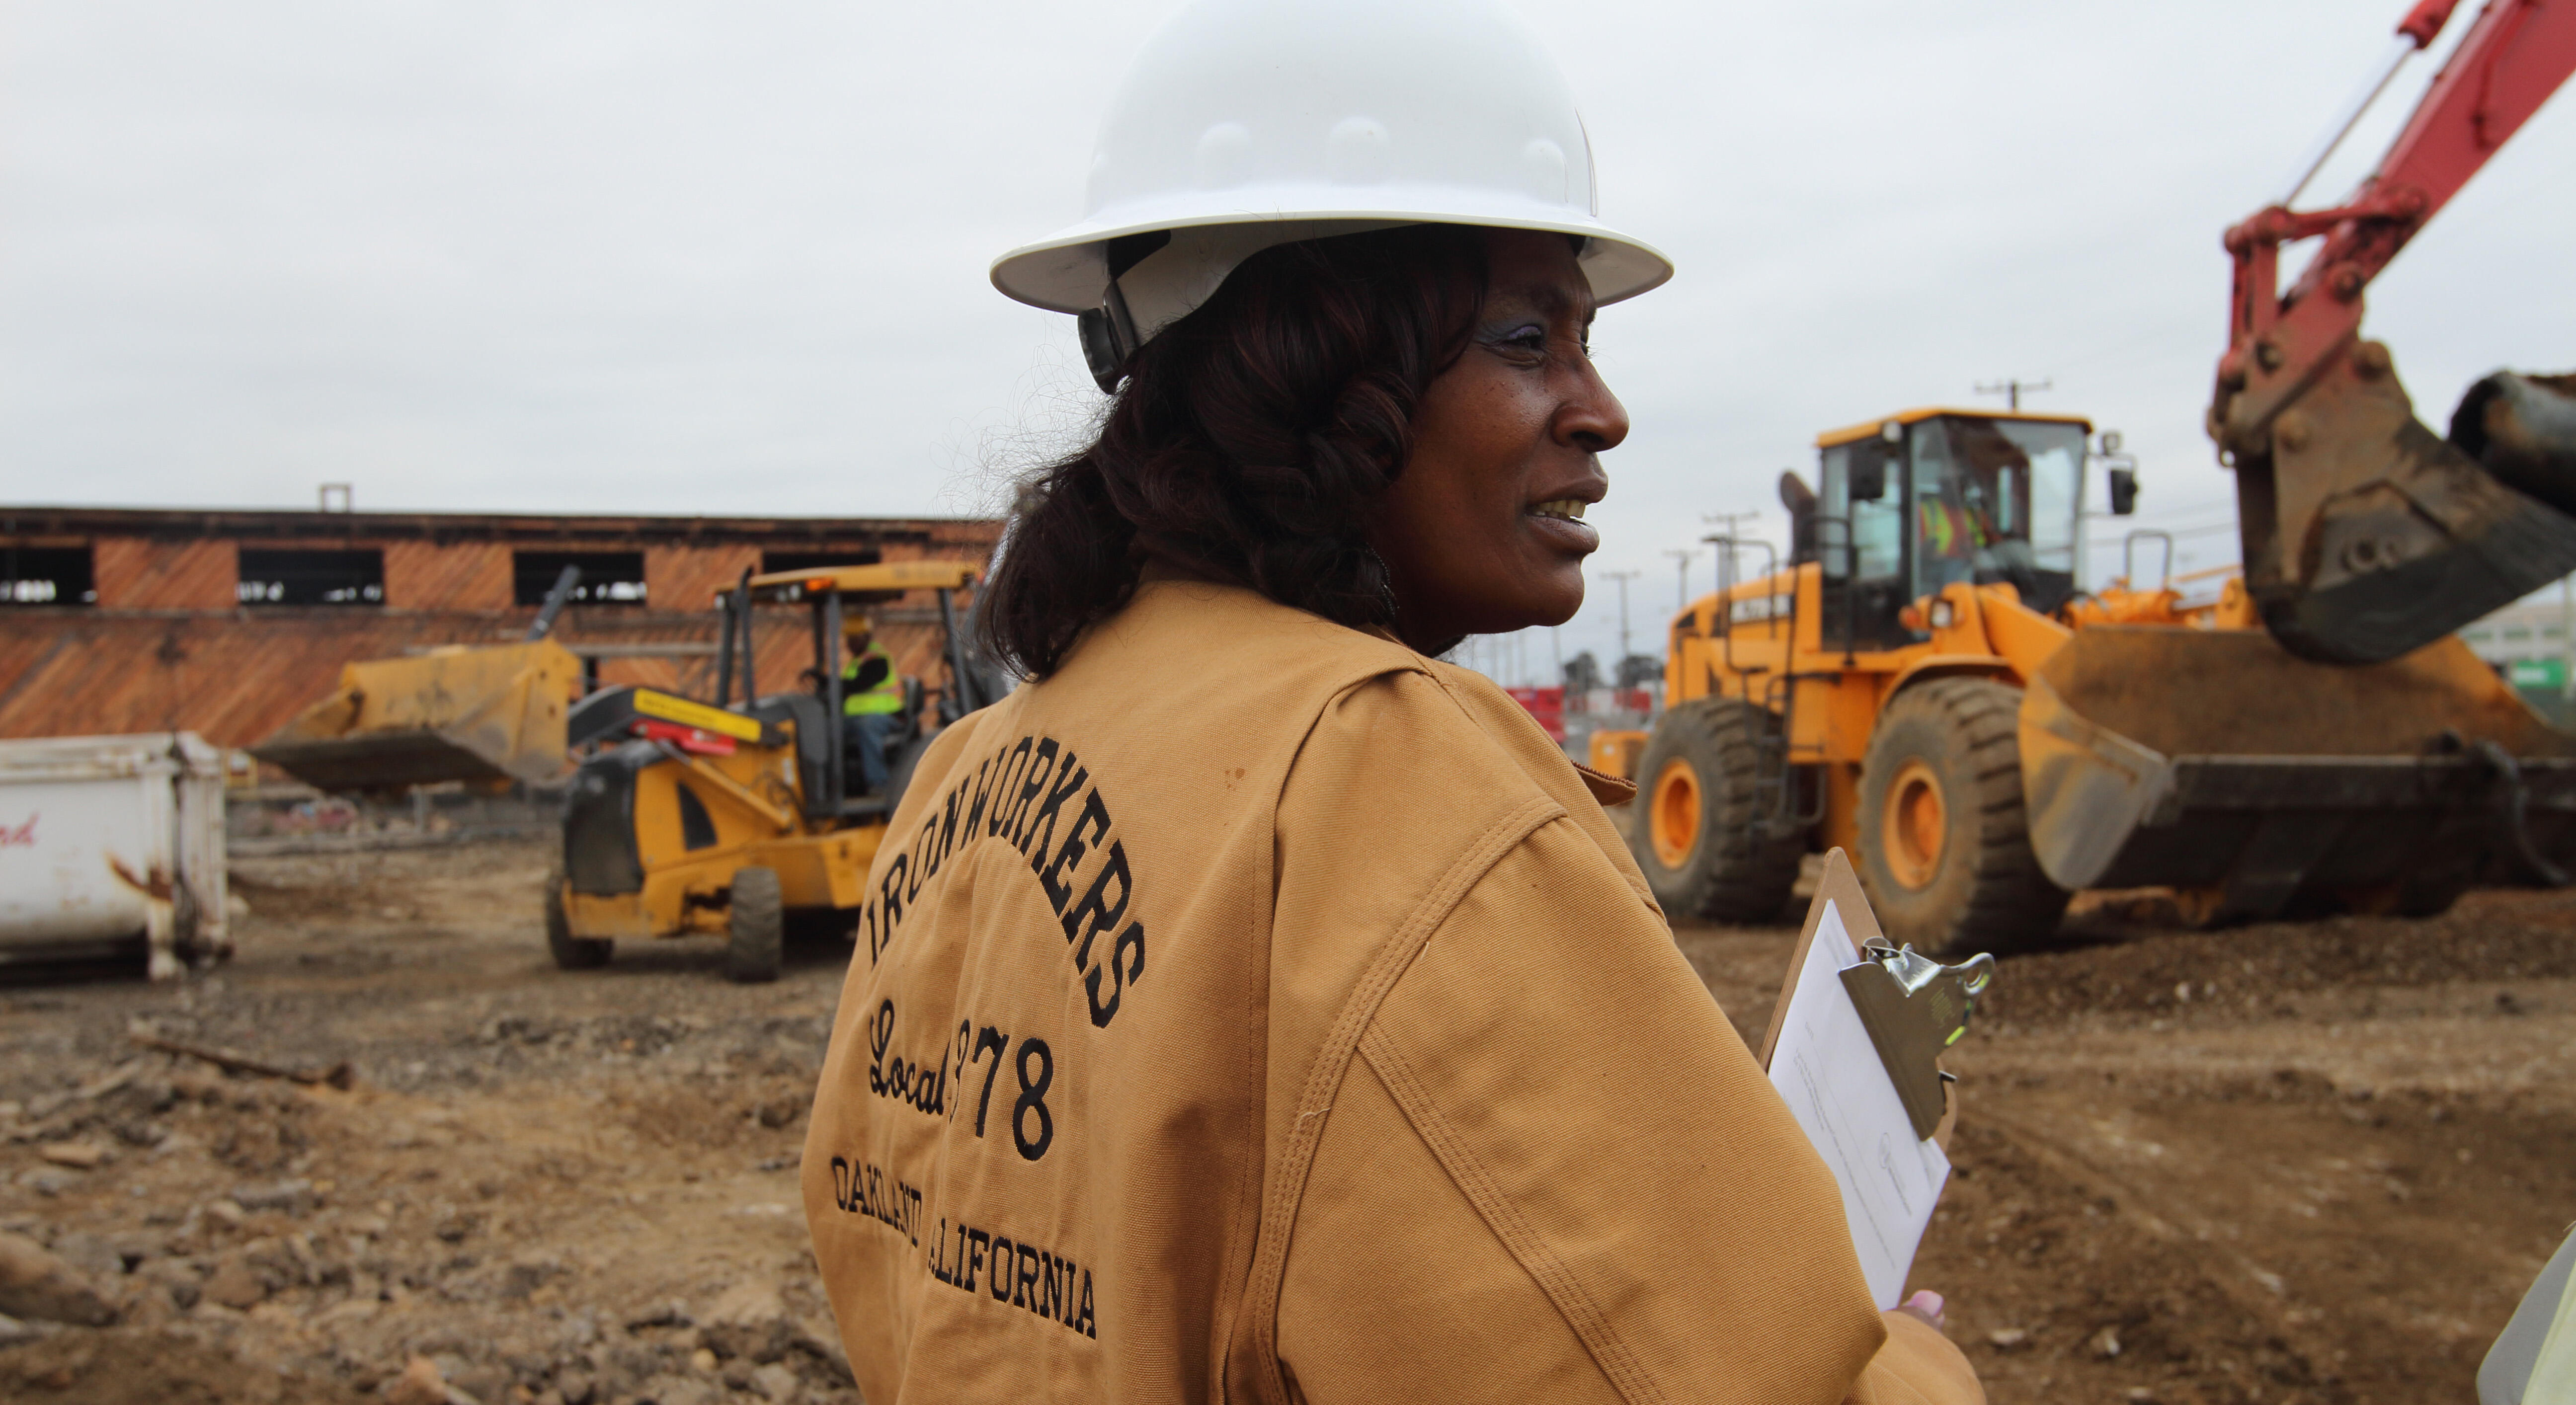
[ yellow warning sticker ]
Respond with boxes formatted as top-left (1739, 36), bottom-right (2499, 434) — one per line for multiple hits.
top-left (632, 690), bottom-right (764, 742)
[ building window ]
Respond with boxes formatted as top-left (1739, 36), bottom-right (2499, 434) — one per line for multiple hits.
top-left (238, 548), bottom-right (384, 606)
top-left (2505, 627), bottom-right (2533, 642)
top-left (761, 549), bottom-right (882, 576)
top-left (514, 550), bottom-right (646, 606)
top-left (0, 546), bottom-right (95, 606)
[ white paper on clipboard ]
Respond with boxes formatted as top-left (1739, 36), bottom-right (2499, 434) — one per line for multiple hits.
top-left (1765, 897), bottom-right (1950, 1309)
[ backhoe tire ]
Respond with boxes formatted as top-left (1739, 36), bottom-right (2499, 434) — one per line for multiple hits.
top-left (544, 870), bottom-right (612, 971)
top-left (726, 866), bottom-right (785, 984)
top-left (1856, 678), bottom-right (2068, 957)
top-left (1628, 698), bottom-right (1806, 924)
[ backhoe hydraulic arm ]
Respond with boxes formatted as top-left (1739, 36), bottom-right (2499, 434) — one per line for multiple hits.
top-left (2211, 0), bottom-right (2576, 663)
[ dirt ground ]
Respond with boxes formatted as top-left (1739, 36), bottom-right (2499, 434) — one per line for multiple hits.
top-left (2, 838), bottom-right (2571, 1405)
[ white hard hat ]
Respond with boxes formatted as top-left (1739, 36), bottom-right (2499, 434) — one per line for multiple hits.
top-left (992, 0), bottom-right (1672, 390)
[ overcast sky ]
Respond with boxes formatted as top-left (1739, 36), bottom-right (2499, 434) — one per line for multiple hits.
top-left (4, 0), bottom-right (2572, 678)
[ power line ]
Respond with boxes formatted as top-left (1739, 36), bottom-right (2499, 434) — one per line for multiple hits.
top-left (1701, 512), bottom-right (1763, 594)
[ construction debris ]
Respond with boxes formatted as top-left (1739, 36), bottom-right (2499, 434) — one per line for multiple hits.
top-left (0, 1231), bottom-right (118, 1327)
top-left (0, 835), bottom-right (2567, 1404)
top-left (127, 1033), bottom-right (355, 1090)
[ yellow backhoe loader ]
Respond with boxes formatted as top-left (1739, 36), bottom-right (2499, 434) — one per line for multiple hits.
top-left (1628, 407), bottom-right (2576, 954)
top-left (547, 560), bottom-right (991, 982)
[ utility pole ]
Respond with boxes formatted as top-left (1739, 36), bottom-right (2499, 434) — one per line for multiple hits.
top-left (1974, 377), bottom-right (2052, 411)
top-left (1603, 569), bottom-right (1641, 665)
top-left (1661, 547), bottom-right (1703, 614)
top-left (1701, 511), bottom-right (1763, 592)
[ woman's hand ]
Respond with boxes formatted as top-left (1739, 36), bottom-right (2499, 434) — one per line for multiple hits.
top-left (1894, 1290), bottom-right (1946, 1330)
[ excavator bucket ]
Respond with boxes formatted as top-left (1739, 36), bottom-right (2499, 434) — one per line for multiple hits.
top-left (2233, 344), bottom-right (2576, 665)
top-left (252, 640), bottom-right (582, 793)
top-left (2018, 626), bottom-right (2576, 924)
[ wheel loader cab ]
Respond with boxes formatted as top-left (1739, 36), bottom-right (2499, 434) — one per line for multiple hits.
top-left (1804, 410), bottom-right (2091, 651)
top-left (548, 558), bottom-right (986, 983)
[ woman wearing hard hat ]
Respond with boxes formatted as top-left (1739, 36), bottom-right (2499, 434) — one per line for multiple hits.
top-left (802, 1), bottom-right (1982, 1402)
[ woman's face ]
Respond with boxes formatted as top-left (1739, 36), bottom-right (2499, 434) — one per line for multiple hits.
top-left (1370, 228), bottom-right (1628, 655)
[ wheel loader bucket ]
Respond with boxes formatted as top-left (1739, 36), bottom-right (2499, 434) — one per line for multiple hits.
top-left (252, 640), bottom-right (582, 793)
top-left (2018, 626), bottom-right (2576, 922)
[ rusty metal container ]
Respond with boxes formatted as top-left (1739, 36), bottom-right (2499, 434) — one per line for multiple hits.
top-left (0, 732), bottom-right (230, 978)
top-left (252, 640), bottom-right (581, 793)
top-left (2018, 626), bottom-right (2576, 922)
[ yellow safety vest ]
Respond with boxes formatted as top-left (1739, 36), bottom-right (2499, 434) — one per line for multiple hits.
top-left (842, 642), bottom-right (904, 716)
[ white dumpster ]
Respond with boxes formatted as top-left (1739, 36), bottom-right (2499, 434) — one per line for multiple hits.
top-left (0, 733), bottom-right (231, 979)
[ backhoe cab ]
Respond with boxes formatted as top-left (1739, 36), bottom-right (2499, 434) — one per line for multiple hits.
top-left (546, 560), bottom-right (995, 982)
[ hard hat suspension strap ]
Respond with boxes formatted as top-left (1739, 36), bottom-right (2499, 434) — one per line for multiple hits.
top-left (1078, 288), bottom-right (1138, 394)
top-left (1071, 233), bottom-right (1174, 391)
top-left (1077, 233), bottom-right (1168, 393)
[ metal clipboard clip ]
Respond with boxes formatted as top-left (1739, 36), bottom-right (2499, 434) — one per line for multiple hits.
top-left (1837, 940), bottom-right (1997, 1141)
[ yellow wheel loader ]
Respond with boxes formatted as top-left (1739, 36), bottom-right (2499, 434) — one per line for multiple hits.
top-left (547, 560), bottom-right (991, 982)
top-left (1629, 407), bottom-right (2576, 955)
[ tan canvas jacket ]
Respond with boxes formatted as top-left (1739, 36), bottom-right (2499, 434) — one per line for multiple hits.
top-left (801, 580), bottom-right (1981, 1405)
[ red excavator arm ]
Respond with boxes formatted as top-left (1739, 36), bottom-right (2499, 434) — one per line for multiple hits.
top-left (2211, 0), bottom-right (2576, 663)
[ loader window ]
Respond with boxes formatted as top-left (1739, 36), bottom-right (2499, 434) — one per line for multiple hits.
top-left (1819, 443), bottom-right (1906, 584)
top-left (1910, 416), bottom-right (2085, 614)
top-left (238, 548), bottom-right (384, 606)
top-left (1816, 439), bottom-right (1916, 650)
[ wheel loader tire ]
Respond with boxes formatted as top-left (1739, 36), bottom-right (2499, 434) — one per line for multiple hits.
top-left (726, 866), bottom-right (785, 984)
top-left (544, 870), bottom-right (612, 971)
top-left (1627, 698), bottom-right (1805, 923)
top-left (1856, 678), bottom-right (2068, 957)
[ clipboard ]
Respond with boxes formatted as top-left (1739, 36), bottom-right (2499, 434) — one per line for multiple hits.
top-left (1757, 848), bottom-right (1962, 1147)
top-left (1757, 849), bottom-right (1976, 1308)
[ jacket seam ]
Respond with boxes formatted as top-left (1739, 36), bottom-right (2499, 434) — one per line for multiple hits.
top-left (1215, 661), bottom-right (1433, 1401)
top-left (1358, 1019), bottom-right (1673, 1405)
top-left (1241, 791), bottom-right (1563, 1403)
top-left (1208, 682), bottom-right (1303, 1401)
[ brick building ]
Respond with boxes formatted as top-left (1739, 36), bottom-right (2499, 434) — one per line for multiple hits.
top-left (0, 506), bottom-right (1001, 751)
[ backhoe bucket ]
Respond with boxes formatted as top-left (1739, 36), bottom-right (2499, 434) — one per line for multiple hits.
top-left (2018, 626), bottom-right (2576, 923)
top-left (252, 640), bottom-right (581, 793)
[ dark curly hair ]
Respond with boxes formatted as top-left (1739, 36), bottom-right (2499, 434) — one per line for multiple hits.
top-left (978, 224), bottom-right (1491, 679)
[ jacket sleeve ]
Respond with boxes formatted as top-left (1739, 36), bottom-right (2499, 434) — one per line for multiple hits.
top-left (1272, 814), bottom-right (1982, 1405)
top-left (1853, 1314), bottom-right (1985, 1405)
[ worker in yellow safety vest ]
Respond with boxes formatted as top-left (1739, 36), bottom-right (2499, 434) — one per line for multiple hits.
top-left (1919, 497), bottom-right (1977, 561)
top-left (839, 614), bottom-right (904, 795)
